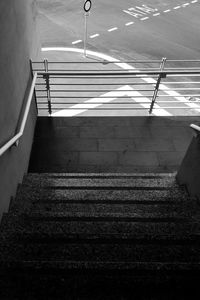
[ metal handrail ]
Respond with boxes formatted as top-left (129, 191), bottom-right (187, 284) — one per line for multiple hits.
top-left (0, 72), bottom-right (37, 157)
top-left (190, 124), bottom-right (200, 134)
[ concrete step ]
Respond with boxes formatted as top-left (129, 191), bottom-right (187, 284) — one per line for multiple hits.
top-left (21, 202), bottom-right (199, 220)
top-left (2, 213), bottom-right (200, 240)
top-left (0, 271), bottom-right (198, 300)
top-left (23, 173), bottom-right (178, 188)
top-left (1, 238), bottom-right (200, 263)
top-left (13, 184), bottom-right (189, 203)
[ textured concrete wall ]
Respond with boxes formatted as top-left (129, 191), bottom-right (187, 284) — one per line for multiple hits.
top-left (29, 116), bottom-right (198, 173)
top-left (0, 0), bottom-right (41, 219)
top-left (177, 133), bottom-right (200, 199)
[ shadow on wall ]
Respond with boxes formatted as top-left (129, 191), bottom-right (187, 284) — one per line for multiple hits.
top-left (29, 116), bottom-right (198, 173)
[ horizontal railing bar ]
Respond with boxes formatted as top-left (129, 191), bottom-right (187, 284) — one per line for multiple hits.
top-left (37, 76), bottom-right (159, 79)
top-left (36, 95), bottom-right (154, 99)
top-left (161, 82), bottom-right (200, 84)
top-left (38, 71), bottom-right (200, 76)
top-left (166, 60), bottom-right (200, 62)
top-left (158, 88), bottom-right (200, 90)
top-left (38, 68), bottom-right (163, 72)
top-left (41, 89), bottom-right (155, 92)
top-left (38, 102), bottom-right (152, 104)
top-left (36, 67), bottom-right (200, 72)
top-left (35, 88), bottom-right (200, 92)
top-left (32, 60), bottom-right (162, 64)
top-left (47, 106), bottom-right (198, 110)
top-left (36, 82), bottom-right (154, 86)
top-left (36, 94), bottom-right (200, 99)
top-left (32, 59), bottom-right (200, 64)
top-left (168, 74), bottom-right (200, 77)
top-left (164, 67), bottom-right (200, 70)
top-left (157, 94), bottom-right (200, 97)
top-left (38, 108), bottom-right (150, 111)
top-left (37, 101), bottom-right (200, 105)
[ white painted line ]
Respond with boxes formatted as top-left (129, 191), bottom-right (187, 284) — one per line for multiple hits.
top-left (173, 6), bottom-right (181, 9)
top-left (125, 22), bottom-right (134, 26)
top-left (153, 13), bottom-right (160, 16)
top-left (140, 17), bottom-right (149, 21)
top-left (182, 3), bottom-right (190, 6)
top-left (128, 7), bottom-right (134, 11)
top-left (72, 40), bottom-right (82, 45)
top-left (108, 27), bottom-right (118, 32)
top-left (191, 0), bottom-right (198, 3)
top-left (163, 9), bottom-right (171, 13)
top-left (90, 34), bottom-right (99, 39)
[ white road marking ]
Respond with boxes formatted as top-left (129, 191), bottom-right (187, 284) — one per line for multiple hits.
top-left (163, 9), bottom-right (171, 13)
top-left (153, 13), bottom-right (160, 16)
top-left (72, 40), bottom-right (82, 45)
top-left (191, 0), bottom-right (198, 3)
top-left (90, 34), bottom-right (99, 39)
top-left (140, 17), bottom-right (149, 21)
top-left (173, 6), bottom-right (181, 9)
top-left (125, 21), bottom-right (134, 26)
top-left (108, 27), bottom-right (118, 32)
top-left (182, 3), bottom-right (190, 6)
top-left (42, 47), bottom-right (200, 116)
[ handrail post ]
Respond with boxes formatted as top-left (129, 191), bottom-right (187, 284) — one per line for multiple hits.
top-left (43, 59), bottom-right (52, 115)
top-left (30, 59), bottom-right (38, 114)
top-left (149, 57), bottom-right (167, 114)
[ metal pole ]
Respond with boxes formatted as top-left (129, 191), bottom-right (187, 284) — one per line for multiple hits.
top-left (44, 59), bottom-right (52, 115)
top-left (84, 12), bottom-right (88, 57)
top-left (149, 57), bottom-right (167, 114)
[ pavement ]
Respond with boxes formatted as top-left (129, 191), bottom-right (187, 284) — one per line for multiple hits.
top-left (34, 0), bottom-right (200, 117)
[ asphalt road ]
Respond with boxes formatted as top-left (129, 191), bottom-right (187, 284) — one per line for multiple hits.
top-left (35, 0), bottom-right (200, 116)
top-left (37, 0), bottom-right (200, 60)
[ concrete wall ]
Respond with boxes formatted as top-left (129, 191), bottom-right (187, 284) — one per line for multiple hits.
top-left (177, 133), bottom-right (200, 199)
top-left (29, 116), bottom-right (198, 173)
top-left (0, 0), bottom-right (41, 219)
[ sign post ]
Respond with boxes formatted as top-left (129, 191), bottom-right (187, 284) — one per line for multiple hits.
top-left (83, 0), bottom-right (92, 57)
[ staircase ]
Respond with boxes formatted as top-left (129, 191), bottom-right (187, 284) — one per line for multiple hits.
top-left (0, 172), bottom-right (200, 299)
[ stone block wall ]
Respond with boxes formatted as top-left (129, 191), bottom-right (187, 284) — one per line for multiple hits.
top-left (29, 116), bottom-right (198, 173)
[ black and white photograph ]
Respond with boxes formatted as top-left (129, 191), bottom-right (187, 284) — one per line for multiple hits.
top-left (0, 0), bottom-right (200, 298)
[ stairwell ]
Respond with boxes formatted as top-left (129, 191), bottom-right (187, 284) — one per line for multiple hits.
top-left (0, 172), bottom-right (200, 299)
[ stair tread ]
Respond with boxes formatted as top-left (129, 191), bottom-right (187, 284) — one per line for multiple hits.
top-left (14, 186), bottom-right (189, 202)
top-left (25, 172), bottom-right (177, 178)
top-left (1, 259), bottom-right (200, 272)
top-left (1, 171), bottom-right (199, 283)
top-left (1, 239), bottom-right (200, 263)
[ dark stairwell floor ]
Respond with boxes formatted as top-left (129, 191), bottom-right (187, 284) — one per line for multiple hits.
top-left (0, 172), bottom-right (200, 299)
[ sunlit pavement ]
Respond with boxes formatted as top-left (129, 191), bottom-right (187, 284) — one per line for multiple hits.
top-left (35, 0), bottom-right (200, 116)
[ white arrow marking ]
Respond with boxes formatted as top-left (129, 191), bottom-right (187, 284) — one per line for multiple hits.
top-left (42, 47), bottom-right (200, 115)
top-left (52, 85), bottom-right (171, 117)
